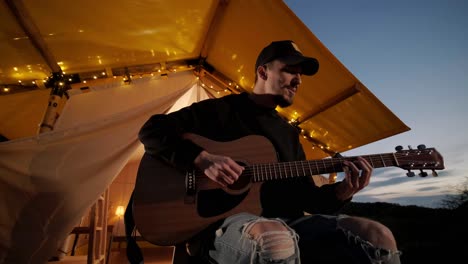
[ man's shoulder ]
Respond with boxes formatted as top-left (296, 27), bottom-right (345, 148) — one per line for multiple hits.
top-left (202, 92), bottom-right (249, 107)
top-left (188, 93), bottom-right (247, 111)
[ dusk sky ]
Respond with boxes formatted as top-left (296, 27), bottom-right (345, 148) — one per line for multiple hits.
top-left (284, 0), bottom-right (468, 208)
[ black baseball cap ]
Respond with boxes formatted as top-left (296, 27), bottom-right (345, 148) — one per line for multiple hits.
top-left (255, 40), bottom-right (319, 75)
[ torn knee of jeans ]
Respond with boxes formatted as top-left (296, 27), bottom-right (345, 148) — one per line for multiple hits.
top-left (242, 219), bottom-right (298, 261)
top-left (339, 228), bottom-right (402, 264)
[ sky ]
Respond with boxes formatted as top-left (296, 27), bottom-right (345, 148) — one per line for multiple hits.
top-left (284, 0), bottom-right (468, 208)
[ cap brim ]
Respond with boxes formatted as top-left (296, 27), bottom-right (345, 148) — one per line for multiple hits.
top-left (280, 56), bottom-right (319, 76)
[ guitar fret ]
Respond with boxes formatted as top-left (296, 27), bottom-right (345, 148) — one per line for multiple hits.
top-left (267, 164), bottom-right (270, 180)
top-left (307, 161), bottom-right (313, 176)
top-left (315, 161), bottom-right (320, 176)
top-left (253, 164), bottom-right (257, 182)
top-left (259, 164), bottom-right (263, 182)
top-left (380, 154), bottom-right (386, 167)
top-left (252, 164), bottom-right (256, 182)
top-left (269, 163), bottom-right (273, 180)
top-left (331, 159), bottom-right (337, 173)
top-left (288, 162), bottom-right (294, 177)
top-left (392, 153), bottom-right (399, 167)
top-left (258, 164), bottom-right (262, 181)
top-left (274, 164), bottom-right (278, 179)
top-left (283, 163), bottom-right (288, 178)
top-left (262, 164), bottom-right (266, 181)
top-left (368, 156), bottom-right (375, 167)
top-left (301, 161), bottom-right (307, 176)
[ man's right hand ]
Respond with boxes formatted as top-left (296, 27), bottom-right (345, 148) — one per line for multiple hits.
top-left (193, 150), bottom-right (245, 187)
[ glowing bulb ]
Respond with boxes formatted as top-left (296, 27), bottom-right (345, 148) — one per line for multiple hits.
top-left (115, 206), bottom-right (125, 217)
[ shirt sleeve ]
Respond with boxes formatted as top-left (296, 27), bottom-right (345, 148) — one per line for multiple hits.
top-left (138, 105), bottom-right (204, 170)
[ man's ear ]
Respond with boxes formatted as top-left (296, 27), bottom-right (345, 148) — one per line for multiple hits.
top-left (258, 66), bottom-right (267, 80)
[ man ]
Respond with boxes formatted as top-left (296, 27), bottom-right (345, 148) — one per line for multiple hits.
top-left (138, 40), bottom-right (401, 263)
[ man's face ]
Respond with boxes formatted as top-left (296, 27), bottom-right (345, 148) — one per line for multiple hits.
top-left (263, 60), bottom-right (302, 107)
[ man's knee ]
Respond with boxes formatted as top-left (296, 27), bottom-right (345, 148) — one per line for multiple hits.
top-left (338, 216), bottom-right (397, 251)
top-left (243, 219), bottom-right (298, 261)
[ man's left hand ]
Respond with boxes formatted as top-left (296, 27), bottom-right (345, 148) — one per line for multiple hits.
top-left (335, 156), bottom-right (373, 201)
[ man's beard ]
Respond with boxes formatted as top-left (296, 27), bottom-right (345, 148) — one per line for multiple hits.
top-left (273, 94), bottom-right (293, 107)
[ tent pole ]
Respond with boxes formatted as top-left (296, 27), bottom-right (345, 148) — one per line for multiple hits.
top-left (4, 0), bottom-right (61, 73)
top-left (39, 73), bottom-right (68, 133)
top-left (5, 0), bottom-right (66, 134)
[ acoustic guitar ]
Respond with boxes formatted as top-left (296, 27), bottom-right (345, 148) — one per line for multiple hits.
top-left (133, 133), bottom-right (444, 246)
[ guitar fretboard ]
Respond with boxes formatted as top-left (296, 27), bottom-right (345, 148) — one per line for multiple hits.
top-left (248, 154), bottom-right (397, 182)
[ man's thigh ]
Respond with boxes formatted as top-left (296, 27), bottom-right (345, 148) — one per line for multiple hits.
top-left (288, 214), bottom-right (372, 264)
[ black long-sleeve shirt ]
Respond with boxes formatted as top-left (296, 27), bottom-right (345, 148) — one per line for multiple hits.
top-left (139, 92), bottom-right (348, 219)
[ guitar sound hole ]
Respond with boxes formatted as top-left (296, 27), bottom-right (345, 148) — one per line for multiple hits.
top-left (197, 189), bottom-right (249, 218)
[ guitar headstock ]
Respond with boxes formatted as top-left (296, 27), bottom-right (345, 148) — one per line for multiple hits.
top-left (394, 145), bottom-right (444, 177)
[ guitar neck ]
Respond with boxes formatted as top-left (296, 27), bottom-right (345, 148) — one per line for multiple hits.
top-left (248, 153), bottom-right (397, 183)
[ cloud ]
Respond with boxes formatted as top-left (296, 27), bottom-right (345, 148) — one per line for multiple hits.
top-left (354, 193), bottom-right (450, 208)
top-left (417, 186), bottom-right (440, 191)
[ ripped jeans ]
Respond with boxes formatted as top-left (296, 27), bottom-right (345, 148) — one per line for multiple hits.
top-left (205, 213), bottom-right (401, 264)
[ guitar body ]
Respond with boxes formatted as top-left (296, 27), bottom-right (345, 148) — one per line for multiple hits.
top-left (133, 134), bottom-right (278, 246)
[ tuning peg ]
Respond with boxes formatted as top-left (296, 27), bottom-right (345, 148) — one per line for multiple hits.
top-left (408, 145), bottom-right (413, 150)
top-left (395, 145), bottom-right (403, 151)
top-left (419, 170), bottom-right (428, 177)
top-left (432, 169), bottom-right (438, 177)
top-left (417, 144), bottom-right (427, 150)
top-left (406, 170), bottom-right (415, 177)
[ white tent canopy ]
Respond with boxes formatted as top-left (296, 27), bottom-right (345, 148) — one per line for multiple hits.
top-left (0, 71), bottom-right (216, 263)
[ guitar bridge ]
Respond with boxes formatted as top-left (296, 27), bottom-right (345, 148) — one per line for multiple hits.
top-left (184, 170), bottom-right (196, 204)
